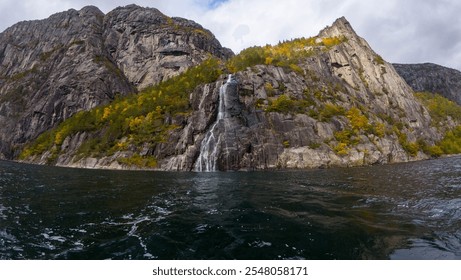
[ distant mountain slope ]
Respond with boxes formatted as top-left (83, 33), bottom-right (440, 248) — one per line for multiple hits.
top-left (393, 63), bottom-right (461, 105)
top-left (0, 4), bottom-right (232, 159)
top-left (18, 17), bottom-right (461, 170)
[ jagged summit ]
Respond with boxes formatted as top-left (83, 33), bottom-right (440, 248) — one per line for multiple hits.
top-left (319, 17), bottom-right (356, 38)
top-left (107, 4), bottom-right (167, 23)
top-left (318, 16), bottom-right (373, 51)
top-left (1, 6), bottom-right (104, 35)
top-left (78, 5), bottom-right (104, 16)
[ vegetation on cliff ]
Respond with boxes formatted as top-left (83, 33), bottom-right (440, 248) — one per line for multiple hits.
top-left (415, 92), bottom-right (461, 155)
top-left (227, 35), bottom-right (347, 73)
top-left (0, 5), bottom-right (233, 161)
top-left (19, 34), bottom-right (349, 166)
top-left (20, 58), bottom-right (223, 164)
top-left (17, 20), bottom-right (461, 169)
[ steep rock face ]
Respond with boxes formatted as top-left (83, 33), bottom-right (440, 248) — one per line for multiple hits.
top-left (104, 5), bottom-right (233, 89)
top-left (42, 17), bottom-right (446, 171)
top-left (393, 63), bottom-right (461, 105)
top-left (0, 6), bottom-right (131, 159)
top-left (0, 5), bottom-right (232, 159)
top-left (157, 18), bottom-right (439, 170)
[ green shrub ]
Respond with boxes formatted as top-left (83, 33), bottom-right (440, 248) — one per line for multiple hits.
top-left (266, 94), bottom-right (295, 113)
top-left (402, 141), bottom-right (420, 157)
top-left (425, 145), bottom-right (444, 157)
top-left (439, 126), bottom-right (461, 154)
top-left (255, 98), bottom-right (266, 108)
top-left (418, 139), bottom-right (443, 158)
top-left (397, 132), bottom-right (420, 157)
top-left (334, 129), bottom-right (354, 145)
top-left (319, 103), bottom-right (345, 121)
top-left (334, 142), bottom-right (349, 156)
top-left (308, 142), bottom-right (321, 149)
top-left (283, 140), bottom-right (290, 148)
top-left (289, 64), bottom-right (304, 75)
top-left (321, 36), bottom-right (347, 48)
top-left (346, 107), bottom-right (370, 132)
top-left (264, 83), bottom-right (275, 97)
top-left (366, 122), bottom-right (386, 137)
top-left (415, 92), bottom-right (461, 125)
top-left (374, 55), bottom-right (385, 65)
top-left (227, 46), bottom-right (265, 72)
top-left (117, 154), bottom-right (158, 168)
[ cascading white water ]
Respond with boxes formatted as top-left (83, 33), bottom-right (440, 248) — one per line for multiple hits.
top-left (194, 75), bottom-right (233, 171)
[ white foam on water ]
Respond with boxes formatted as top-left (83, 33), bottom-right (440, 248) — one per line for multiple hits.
top-left (206, 209), bottom-right (220, 215)
top-left (126, 216), bottom-right (156, 259)
top-left (0, 204), bottom-right (11, 219)
top-left (0, 229), bottom-right (17, 241)
top-left (42, 233), bottom-right (66, 243)
top-left (195, 224), bottom-right (209, 233)
top-left (122, 214), bottom-right (134, 219)
top-left (250, 240), bottom-right (272, 248)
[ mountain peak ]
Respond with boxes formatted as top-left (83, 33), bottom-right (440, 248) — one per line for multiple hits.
top-left (319, 16), bottom-right (358, 39)
top-left (333, 16), bottom-right (351, 26)
top-left (78, 5), bottom-right (104, 16)
top-left (108, 4), bottom-right (165, 18)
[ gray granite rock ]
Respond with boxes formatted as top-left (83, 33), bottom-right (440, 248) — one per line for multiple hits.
top-left (394, 63), bottom-right (461, 105)
top-left (0, 5), bottom-right (232, 159)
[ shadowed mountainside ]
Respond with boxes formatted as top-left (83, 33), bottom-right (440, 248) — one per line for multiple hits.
top-left (394, 63), bottom-right (461, 105)
top-left (0, 4), bottom-right (232, 159)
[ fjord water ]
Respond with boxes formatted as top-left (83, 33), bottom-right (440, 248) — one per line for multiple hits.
top-left (1, 157), bottom-right (461, 260)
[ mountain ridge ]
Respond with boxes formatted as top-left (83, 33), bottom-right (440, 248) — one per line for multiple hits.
top-left (393, 62), bottom-right (461, 105)
top-left (0, 4), bottom-right (232, 159)
top-left (1, 5), bottom-right (460, 169)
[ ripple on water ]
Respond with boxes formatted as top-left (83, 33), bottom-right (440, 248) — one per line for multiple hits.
top-left (1, 157), bottom-right (461, 259)
top-left (194, 224), bottom-right (209, 233)
top-left (0, 229), bottom-right (17, 244)
top-left (42, 233), bottom-right (67, 243)
top-left (391, 236), bottom-right (461, 260)
top-left (411, 198), bottom-right (461, 225)
top-left (0, 204), bottom-right (11, 220)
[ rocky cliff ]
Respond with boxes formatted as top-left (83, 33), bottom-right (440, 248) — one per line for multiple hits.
top-left (159, 18), bottom-right (441, 170)
top-left (0, 5), bottom-right (232, 159)
top-left (393, 63), bottom-right (461, 105)
top-left (18, 16), bottom-right (461, 171)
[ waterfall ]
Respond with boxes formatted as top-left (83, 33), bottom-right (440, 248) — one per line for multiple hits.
top-left (194, 75), bottom-right (233, 172)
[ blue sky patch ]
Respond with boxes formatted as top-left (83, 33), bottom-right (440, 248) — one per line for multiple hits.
top-left (207, 0), bottom-right (229, 9)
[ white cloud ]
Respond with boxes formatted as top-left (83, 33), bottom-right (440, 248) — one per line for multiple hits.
top-left (196, 0), bottom-right (321, 50)
top-left (1, 0), bottom-right (461, 70)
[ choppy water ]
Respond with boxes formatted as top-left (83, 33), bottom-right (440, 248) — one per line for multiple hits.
top-left (1, 157), bottom-right (461, 260)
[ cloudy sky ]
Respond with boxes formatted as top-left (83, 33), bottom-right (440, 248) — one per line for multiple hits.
top-left (1, 0), bottom-right (460, 70)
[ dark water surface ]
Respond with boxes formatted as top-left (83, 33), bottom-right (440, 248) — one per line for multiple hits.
top-left (1, 157), bottom-right (461, 260)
